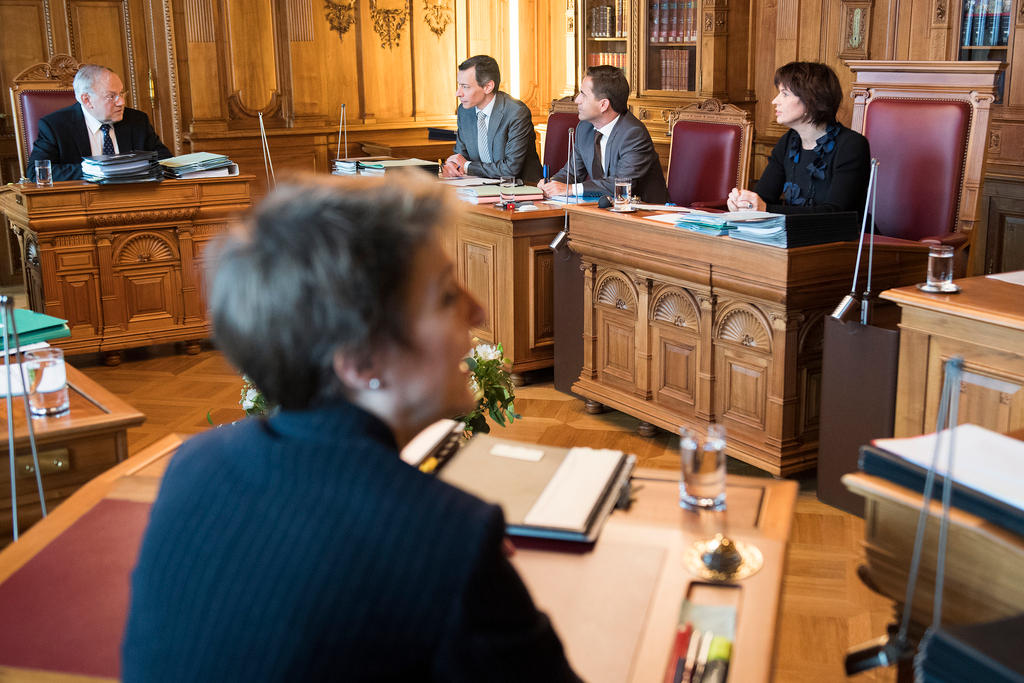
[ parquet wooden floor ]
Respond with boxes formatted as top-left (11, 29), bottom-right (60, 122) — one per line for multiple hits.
top-left (73, 346), bottom-right (897, 682)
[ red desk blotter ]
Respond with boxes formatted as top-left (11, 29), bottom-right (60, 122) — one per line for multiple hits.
top-left (0, 499), bottom-right (151, 678)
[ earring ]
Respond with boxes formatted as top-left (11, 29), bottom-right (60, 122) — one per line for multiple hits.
top-left (367, 378), bottom-right (381, 390)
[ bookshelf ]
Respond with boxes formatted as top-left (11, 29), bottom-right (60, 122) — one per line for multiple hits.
top-left (957, 0), bottom-right (1012, 101)
top-left (577, 0), bottom-right (738, 141)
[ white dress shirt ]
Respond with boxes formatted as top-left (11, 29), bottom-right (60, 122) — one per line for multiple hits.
top-left (570, 114), bottom-right (619, 195)
top-left (82, 106), bottom-right (120, 156)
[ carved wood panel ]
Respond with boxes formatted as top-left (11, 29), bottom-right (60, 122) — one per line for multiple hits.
top-left (58, 272), bottom-right (101, 335)
top-left (120, 268), bottom-right (179, 326)
top-left (460, 238), bottom-right (496, 341)
top-left (529, 245), bottom-right (554, 349)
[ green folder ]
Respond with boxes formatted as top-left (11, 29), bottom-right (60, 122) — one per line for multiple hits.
top-left (2, 309), bottom-right (70, 347)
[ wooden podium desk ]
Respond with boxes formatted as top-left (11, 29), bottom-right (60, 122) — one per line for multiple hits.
top-left (444, 202), bottom-right (565, 377)
top-left (566, 205), bottom-right (929, 475)
top-left (880, 273), bottom-right (1024, 438)
top-left (0, 177), bottom-right (252, 364)
top-left (0, 438), bottom-right (795, 682)
top-left (1, 364), bottom-right (145, 541)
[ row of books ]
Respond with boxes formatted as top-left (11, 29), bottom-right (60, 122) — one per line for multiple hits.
top-left (655, 48), bottom-right (692, 91)
top-left (588, 0), bottom-right (626, 38)
top-left (961, 0), bottom-right (1011, 47)
top-left (588, 51), bottom-right (627, 68)
top-left (650, 0), bottom-right (698, 43)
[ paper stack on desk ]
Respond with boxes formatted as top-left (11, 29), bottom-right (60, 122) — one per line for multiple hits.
top-left (861, 424), bottom-right (1024, 536)
top-left (81, 152), bottom-right (162, 183)
top-left (159, 152), bottom-right (237, 179)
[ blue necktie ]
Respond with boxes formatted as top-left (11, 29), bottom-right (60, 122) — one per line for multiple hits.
top-left (100, 123), bottom-right (115, 155)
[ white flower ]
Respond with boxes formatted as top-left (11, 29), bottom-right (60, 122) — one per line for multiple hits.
top-left (474, 343), bottom-right (501, 361)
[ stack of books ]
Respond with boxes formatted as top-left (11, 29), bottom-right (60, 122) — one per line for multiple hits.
top-left (81, 152), bottom-right (162, 183)
top-left (159, 152), bottom-right (237, 179)
top-left (455, 185), bottom-right (545, 204)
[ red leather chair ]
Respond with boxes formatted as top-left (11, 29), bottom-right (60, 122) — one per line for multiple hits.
top-left (9, 54), bottom-right (80, 178)
top-left (665, 99), bottom-right (752, 208)
top-left (542, 98), bottom-right (580, 173)
top-left (848, 60), bottom-right (1003, 275)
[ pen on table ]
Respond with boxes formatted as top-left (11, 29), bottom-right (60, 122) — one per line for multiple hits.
top-left (699, 636), bottom-right (732, 683)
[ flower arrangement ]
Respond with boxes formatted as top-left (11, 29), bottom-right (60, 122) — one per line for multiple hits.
top-left (232, 342), bottom-right (519, 437)
top-left (460, 342), bottom-right (520, 436)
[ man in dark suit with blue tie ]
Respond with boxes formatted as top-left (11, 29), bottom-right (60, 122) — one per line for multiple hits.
top-left (27, 64), bottom-right (171, 181)
top-left (539, 65), bottom-right (667, 204)
top-left (442, 55), bottom-right (542, 183)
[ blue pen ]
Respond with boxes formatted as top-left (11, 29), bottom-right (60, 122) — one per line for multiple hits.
top-left (543, 164), bottom-right (549, 182)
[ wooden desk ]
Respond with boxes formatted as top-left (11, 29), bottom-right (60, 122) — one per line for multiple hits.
top-left (0, 438), bottom-right (795, 682)
top-left (843, 470), bottom-right (1024, 631)
top-left (444, 203), bottom-right (564, 377)
top-left (1, 364), bottom-right (145, 540)
top-left (0, 177), bottom-right (252, 364)
top-left (881, 273), bottom-right (1024, 437)
top-left (359, 129), bottom-right (456, 161)
top-left (566, 206), bottom-right (930, 475)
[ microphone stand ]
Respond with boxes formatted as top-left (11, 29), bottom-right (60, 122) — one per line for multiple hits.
top-left (549, 126), bottom-right (577, 251)
top-left (258, 113), bottom-right (276, 189)
top-left (831, 158), bottom-right (879, 321)
top-left (2, 296), bottom-right (46, 542)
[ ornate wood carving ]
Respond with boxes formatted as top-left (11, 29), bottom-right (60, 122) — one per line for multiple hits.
top-left (43, 0), bottom-right (55, 56)
top-left (324, 0), bottom-right (356, 38)
top-left (596, 274), bottom-right (637, 311)
top-left (54, 235), bottom-right (93, 247)
top-left (114, 233), bottom-right (178, 264)
top-left (716, 307), bottom-right (771, 351)
top-left (652, 289), bottom-right (699, 330)
top-left (369, 0), bottom-right (409, 49)
top-left (12, 54), bottom-right (79, 86)
top-left (87, 208), bottom-right (198, 228)
top-left (185, 0), bottom-right (216, 42)
top-left (422, 0), bottom-right (452, 37)
top-left (934, 0), bottom-right (946, 23)
top-left (288, 0), bottom-right (316, 41)
top-left (990, 128), bottom-right (1001, 153)
top-left (227, 90), bottom-right (283, 120)
top-left (839, 1), bottom-right (872, 58)
top-left (797, 313), bottom-right (824, 354)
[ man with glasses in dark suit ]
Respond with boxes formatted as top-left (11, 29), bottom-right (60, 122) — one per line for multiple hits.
top-left (27, 64), bottom-right (171, 181)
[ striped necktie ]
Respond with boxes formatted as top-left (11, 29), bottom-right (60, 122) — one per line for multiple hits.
top-left (100, 124), bottom-right (115, 155)
top-left (477, 111), bottom-right (492, 163)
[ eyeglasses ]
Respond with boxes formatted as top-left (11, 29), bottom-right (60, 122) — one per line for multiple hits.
top-left (95, 91), bottom-right (126, 103)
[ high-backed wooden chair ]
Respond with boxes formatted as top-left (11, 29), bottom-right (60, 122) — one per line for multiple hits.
top-left (847, 60), bottom-right (1003, 275)
top-left (541, 97), bottom-right (580, 173)
top-left (8, 54), bottom-right (80, 179)
top-left (664, 98), bottom-right (752, 208)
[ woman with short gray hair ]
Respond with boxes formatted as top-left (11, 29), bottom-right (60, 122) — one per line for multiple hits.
top-left (122, 172), bottom-right (580, 682)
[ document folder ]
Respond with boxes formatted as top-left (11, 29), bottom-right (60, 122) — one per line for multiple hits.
top-left (440, 435), bottom-right (635, 543)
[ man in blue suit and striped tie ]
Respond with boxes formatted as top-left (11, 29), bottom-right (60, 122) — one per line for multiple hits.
top-left (442, 55), bottom-right (542, 183)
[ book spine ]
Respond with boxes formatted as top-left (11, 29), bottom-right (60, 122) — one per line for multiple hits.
top-left (988, 0), bottom-right (1001, 44)
top-left (659, 0), bottom-right (669, 41)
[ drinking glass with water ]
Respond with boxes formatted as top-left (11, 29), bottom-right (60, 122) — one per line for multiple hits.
top-left (679, 424), bottom-right (727, 510)
top-left (613, 177), bottom-right (632, 211)
top-left (926, 244), bottom-right (955, 291)
top-left (499, 176), bottom-right (517, 206)
top-left (24, 347), bottom-right (70, 417)
top-left (34, 160), bottom-right (52, 187)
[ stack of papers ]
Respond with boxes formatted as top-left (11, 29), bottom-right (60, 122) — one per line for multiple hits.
top-left (330, 158), bottom-right (359, 175)
top-left (862, 424), bottom-right (1024, 536)
top-left (356, 158), bottom-right (438, 175)
top-left (81, 152), bottom-right (162, 183)
top-left (159, 152), bottom-right (237, 179)
top-left (544, 193), bottom-right (602, 205)
top-left (456, 185), bottom-right (545, 204)
top-left (730, 211), bottom-right (860, 248)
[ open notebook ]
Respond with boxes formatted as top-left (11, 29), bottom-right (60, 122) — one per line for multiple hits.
top-left (439, 435), bottom-right (635, 543)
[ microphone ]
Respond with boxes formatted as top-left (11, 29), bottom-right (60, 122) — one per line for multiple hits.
top-left (830, 158), bottom-right (878, 321)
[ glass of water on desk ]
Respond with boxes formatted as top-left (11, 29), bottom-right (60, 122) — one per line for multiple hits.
top-left (613, 177), bottom-right (632, 211)
top-left (499, 175), bottom-right (517, 206)
top-left (24, 347), bottom-right (70, 417)
top-left (679, 424), bottom-right (727, 511)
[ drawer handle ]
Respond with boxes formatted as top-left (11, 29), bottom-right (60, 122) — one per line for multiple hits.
top-left (15, 449), bottom-right (70, 478)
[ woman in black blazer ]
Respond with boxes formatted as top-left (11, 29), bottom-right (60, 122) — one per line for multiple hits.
top-left (729, 61), bottom-right (871, 215)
